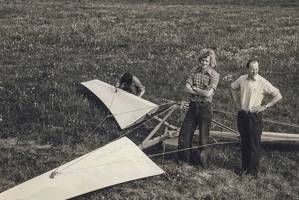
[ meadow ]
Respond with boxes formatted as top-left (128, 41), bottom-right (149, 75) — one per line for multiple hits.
top-left (0, 0), bottom-right (298, 199)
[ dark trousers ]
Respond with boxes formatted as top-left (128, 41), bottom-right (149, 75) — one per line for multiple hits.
top-left (178, 101), bottom-right (212, 167)
top-left (237, 110), bottom-right (263, 176)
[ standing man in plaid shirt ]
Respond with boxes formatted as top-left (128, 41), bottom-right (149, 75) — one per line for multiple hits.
top-left (178, 49), bottom-right (219, 168)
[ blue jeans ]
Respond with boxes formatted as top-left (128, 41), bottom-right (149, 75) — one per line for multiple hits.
top-left (178, 101), bottom-right (212, 167)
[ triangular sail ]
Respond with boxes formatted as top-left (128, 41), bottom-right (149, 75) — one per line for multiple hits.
top-left (81, 79), bottom-right (159, 129)
top-left (0, 137), bottom-right (164, 200)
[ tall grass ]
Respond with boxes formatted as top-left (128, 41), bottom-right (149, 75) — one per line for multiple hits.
top-left (1, 1), bottom-right (298, 141)
top-left (0, 0), bottom-right (298, 199)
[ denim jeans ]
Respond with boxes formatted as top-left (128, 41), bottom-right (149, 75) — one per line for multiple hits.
top-left (178, 101), bottom-right (212, 167)
top-left (237, 110), bottom-right (263, 176)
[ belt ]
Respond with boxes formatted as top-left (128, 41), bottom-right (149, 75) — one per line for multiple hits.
top-left (240, 110), bottom-right (257, 114)
top-left (191, 100), bottom-right (211, 104)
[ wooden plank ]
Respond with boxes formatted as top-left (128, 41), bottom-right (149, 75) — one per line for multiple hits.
top-left (164, 130), bottom-right (299, 147)
top-left (210, 131), bottom-right (299, 142)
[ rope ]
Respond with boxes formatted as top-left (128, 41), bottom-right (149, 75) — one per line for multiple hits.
top-left (53, 96), bottom-right (296, 178)
top-left (93, 114), bottom-right (113, 132)
top-left (95, 101), bottom-right (175, 130)
top-left (108, 88), bottom-right (117, 110)
top-left (148, 141), bottom-right (240, 158)
top-left (49, 135), bottom-right (297, 177)
top-left (50, 103), bottom-right (176, 178)
top-left (51, 90), bottom-right (118, 178)
top-left (49, 140), bottom-right (240, 176)
top-left (111, 100), bottom-right (176, 119)
top-left (163, 99), bottom-right (298, 129)
top-left (112, 105), bottom-right (158, 117)
top-left (109, 105), bottom-right (176, 142)
top-left (50, 99), bottom-right (297, 178)
top-left (92, 96), bottom-right (176, 134)
top-left (262, 119), bottom-right (299, 129)
top-left (213, 109), bottom-right (299, 129)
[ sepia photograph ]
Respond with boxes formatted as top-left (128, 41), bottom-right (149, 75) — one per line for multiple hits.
top-left (0, 0), bottom-right (298, 199)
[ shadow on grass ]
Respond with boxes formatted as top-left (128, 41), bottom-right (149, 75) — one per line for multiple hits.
top-left (262, 141), bottom-right (299, 152)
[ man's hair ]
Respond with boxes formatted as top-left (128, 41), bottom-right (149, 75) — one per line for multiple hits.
top-left (246, 58), bottom-right (259, 69)
top-left (120, 72), bottom-right (133, 85)
top-left (198, 48), bottom-right (217, 68)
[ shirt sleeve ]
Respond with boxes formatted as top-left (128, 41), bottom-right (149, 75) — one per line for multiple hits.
top-left (132, 76), bottom-right (145, 91)
top-left (262, 79), bottom-right (280, 97)
top-left (185, 73), bottom-right (193, 86)
top-left (208, 71), bottom-right (220, 91)
top-left (231, 77), bottom-right (241, 90)
top-left (118, 73), bottom-right (125, 86)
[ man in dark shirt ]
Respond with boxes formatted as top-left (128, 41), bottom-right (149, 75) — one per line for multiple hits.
top-left (116, 73), bottom-right (145, 97)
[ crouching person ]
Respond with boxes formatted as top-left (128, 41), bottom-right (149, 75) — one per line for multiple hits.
top-left (116, 72), bottom-right (145, 97)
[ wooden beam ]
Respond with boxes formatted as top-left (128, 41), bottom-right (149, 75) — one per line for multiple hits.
top-left (163, 130), bottom-right (299, 147)
top-left (139, 105), bottom-right (178, 150)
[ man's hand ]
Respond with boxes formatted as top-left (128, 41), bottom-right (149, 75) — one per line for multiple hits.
top-left (184, 84), bottom-right (197, 95)
top-left (250, 105), bottom-right (266, 113)
top-left (192, 86), bottom-right (213, 97)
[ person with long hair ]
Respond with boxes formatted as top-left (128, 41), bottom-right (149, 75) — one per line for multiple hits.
top-left (178, 49), bottom-right (219, 168)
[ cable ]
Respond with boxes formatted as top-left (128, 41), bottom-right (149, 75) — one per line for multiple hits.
top-left (50, 104), bottom-right (177, 178)
top-left (148, 141), bottom-right (240, 158)
top-left (213, 109), bottom-right (299, 129)
top-left (49, 140), bottom-right (240, 176)
top-left (49, 135), bottom-right (297, 177)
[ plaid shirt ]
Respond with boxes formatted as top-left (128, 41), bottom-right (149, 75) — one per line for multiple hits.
top-left (186, 66), bottom-right (219, 102)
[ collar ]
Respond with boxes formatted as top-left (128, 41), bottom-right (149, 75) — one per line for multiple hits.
top-left (193, 66), bottom-right (214, 75)
top-left (246, 74), bottom-right (260, 81)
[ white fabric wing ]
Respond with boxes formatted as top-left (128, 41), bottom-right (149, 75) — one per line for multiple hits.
top-left (0, 137), bottom-right (164, 200)
top-left (81, 79), bottom-right (159, 129)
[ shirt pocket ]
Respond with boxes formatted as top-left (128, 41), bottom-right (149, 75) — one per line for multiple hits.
top-left (202, 75), bottom-right (210, 88)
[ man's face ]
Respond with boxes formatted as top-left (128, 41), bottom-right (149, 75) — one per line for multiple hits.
top-left (248, 61), bottom-right (259, 79)
top-left (200, 56), bottom-right (211, 70)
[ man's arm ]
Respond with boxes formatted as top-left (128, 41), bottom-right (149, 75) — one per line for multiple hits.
top-left (265, 93), bottom-right (283, 108)
top-left (115, 74), bottom-right (124, 88)
top-left (251, 93), bottom-right (282, 113)
top-left (115, 81), bottom-right (120, 88)
top-left (263, 82), bottom-right (283, 109)
top-left (251, 79), bottom-right (283, 113)
top-left (138, 88), bottom-right (145, 97)
top-left (115, 81), bottom-right (120, 92)
top-left (183, 83), bottom-right (197, 95)
top-left (189, 71), bottom-right (219, 98)
top-left (133, 76), bottom-right (145, 97)
top-left (192, 87), bottom-right (214, 97)
top-left (230, 87), bottom-right (238, 104)
top-left (230, 87), bottom-right (239, 110)
top-left (230, 77), bottom-right (240, 110)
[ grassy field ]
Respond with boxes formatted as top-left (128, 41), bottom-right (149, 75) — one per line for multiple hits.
top-left (0, 0), bottom-right (298, 199)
